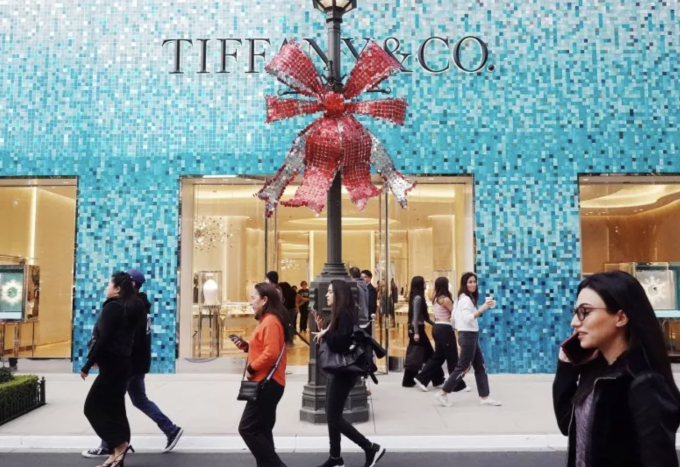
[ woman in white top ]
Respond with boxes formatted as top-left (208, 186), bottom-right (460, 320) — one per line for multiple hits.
top-left (414, 277), bottom-right (468, 392)
top-left (435, 272), bottom-right (502, 407)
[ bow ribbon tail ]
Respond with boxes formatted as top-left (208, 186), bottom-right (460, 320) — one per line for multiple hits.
top-left (366, 129), bottom-right (416, 208)
top-left (256, 126), bottom-right (312, 217)
top-left (339, 116), bottom-right (382, 210)
top-left (282, 118), bottom-right (341, 214)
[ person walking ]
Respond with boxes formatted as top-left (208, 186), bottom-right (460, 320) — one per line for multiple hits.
top-left (402, 276), bottom-right (440, 388)
top-left (297, 281), bottom-right (310, 333)
top-left (349, 267), bottom-right (371, 334)
top-left (232, 282), bottom-right (292, 467)
top-left (81, 272), bottom-right (137, 467)
top-left (265, 271), bottom-right (283, 300)
top-left (280, 282), bottom-right (298, 336)
top-left (82, 269), bottom-right (183, 459)
top-left (553, 271), bottom-right (680, 467)
top-left (414, 277), bottom-right (468, 393)
top-left (313, 279), bottom-right (386, 467)
top-left (434, 272), bottom-right (501, 407)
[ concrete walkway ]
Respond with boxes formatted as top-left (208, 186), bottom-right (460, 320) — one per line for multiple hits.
top-left (0, 370), bottom-right (679, 452)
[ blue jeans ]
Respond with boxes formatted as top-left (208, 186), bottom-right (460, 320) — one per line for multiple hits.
top-left (101, 374), bottom-right (177, 449)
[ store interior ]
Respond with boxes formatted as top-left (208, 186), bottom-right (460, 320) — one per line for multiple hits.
top-left (0, 179), bottom-right (76, 359)
top-left (179, 176), bottom-right (475, 367)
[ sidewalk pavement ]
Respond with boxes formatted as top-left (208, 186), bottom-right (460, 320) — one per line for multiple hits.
top-left (1, 370), bottom-right (679, 453)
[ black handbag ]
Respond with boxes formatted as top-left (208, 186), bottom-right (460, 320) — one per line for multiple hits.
top-left (318, 337), bottom-right (367, 375)
top-left (237, 344), bottom-right (285, 402)
top-left (404, 343), bottom-right (425, 372)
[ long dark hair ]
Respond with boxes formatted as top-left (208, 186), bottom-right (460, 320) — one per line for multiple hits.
top-left (457, 272), bottom-right (479, 306)
top-left (408, 276), bottom-right (428, 324)
top-left (329, 280), bottom-right (358, 330)
top-left (573, 271), bottom-right (680, 404)
top-left (432, 276), bottom-right (452, 305)
top-left (279, 282), bottom-right (296, 310)
top-left (254, 282), bottom-right (294, 345)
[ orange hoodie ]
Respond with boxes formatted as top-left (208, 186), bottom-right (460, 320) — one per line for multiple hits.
top-left (246, 313), bottom-right (287, 387)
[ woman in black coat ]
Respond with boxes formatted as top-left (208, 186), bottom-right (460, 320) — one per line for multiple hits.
top-left (313, 280), bottom-right (386, 467)
top-left (553, 271), bottom-right (680, 467)
top-left (402, 276), bottom-right (441, 388)
top-left (81, 272), bottom-right (138, 467)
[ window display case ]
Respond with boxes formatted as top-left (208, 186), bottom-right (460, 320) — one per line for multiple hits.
top-left (603, 262), bottom-right (680, 360)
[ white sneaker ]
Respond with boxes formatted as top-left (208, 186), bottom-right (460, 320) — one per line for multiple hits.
top-left (480, 398), bottom-right (502, 406)
top-left (414, 379), bottom-right (428, 392)
top-left (434, 392), bottom-right (451, 407)
top-left (463, 386), bottom-right (472, 393)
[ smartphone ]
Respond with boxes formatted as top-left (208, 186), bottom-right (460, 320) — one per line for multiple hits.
top-left (229, 334), bottom-right (241, 342)
top-left (560, 334), bottom-right (596, 365)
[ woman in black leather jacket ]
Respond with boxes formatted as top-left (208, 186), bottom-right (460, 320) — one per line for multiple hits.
top-left (81, 272), bottom-right (137, 467)
top-left (553, 271), bottom-right (680, 467)
top-left (313, 280), bottom-right (386, 467)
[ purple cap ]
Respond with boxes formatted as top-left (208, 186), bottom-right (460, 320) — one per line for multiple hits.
top-left (126, 268), bottom-right (146, 287)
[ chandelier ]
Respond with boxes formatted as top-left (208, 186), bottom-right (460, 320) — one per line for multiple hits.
top-left (280, 258), bottom-right (299, 273)
top-left (194, 217), bottom-right (226, 251)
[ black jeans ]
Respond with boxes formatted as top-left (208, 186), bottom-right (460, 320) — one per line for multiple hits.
top-left (84, 357), bottom-right (131, 448)
top-left (326, 374), bottom-right (372, 458)
top-left (416, 324), bottom-right (467, 391)
top-left (441, 331), bottom-right (490, 397)
top-left (402, 325), bottom-right (441, 387)
top-left (239, 380), bottom-right (286, 467)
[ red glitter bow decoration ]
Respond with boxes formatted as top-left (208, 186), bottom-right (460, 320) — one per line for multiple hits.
top-left (256, 40), bottom-right (415, 216)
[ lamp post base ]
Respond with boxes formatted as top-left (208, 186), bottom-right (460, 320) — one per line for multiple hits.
top-left (299, 263), bottom-right (370, 424)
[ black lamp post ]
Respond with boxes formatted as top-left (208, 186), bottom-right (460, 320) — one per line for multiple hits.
top-left (300, 0), bottom-right (369, 424)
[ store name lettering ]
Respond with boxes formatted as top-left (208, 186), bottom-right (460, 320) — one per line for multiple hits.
top-left (162, 36), bottom-right (491, 76)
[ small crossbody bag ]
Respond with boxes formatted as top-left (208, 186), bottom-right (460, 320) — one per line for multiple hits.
top-left (237, 344), bottom-right (286, 402)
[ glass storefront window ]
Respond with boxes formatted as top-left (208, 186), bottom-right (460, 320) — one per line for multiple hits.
top-left (579, 175), bottom-right (680, 357)
top-left (0, 178), bottom-right (77, 359)
top-left (179, 176), bottom-right (474, 367)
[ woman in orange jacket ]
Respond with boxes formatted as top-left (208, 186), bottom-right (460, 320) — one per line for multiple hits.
top-left (232, 282), bottom-right (293, 467)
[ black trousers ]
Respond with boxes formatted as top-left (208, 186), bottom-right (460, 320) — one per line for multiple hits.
top-left (416, 324), bottom-right (467, 391)
top-left (84, 357), bottom-right (131, 448)
top-left (402, 325), bottom-right (442, 387)
top-left (239, 380), bottom-right (286, 467)
top-left (326, 374), bottom-right (372, 458)
top-left (441, 331), bottom-right (490, 397)
top-left (299, 306), bottom-right (309, 332)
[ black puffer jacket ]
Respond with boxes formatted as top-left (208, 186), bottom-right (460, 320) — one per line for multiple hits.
top-left (130, 292), bottom-right (153, 375)
top-left (553, 349), bottom-right (680, 467)
top-left (82, 297), bottom-right (136, 374)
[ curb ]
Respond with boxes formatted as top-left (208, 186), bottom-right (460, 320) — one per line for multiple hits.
top-left (0, 434), bottom-right (571, 453)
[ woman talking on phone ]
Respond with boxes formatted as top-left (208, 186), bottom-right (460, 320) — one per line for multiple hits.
top-left (553, 271), bottom-right (680, 467)
top-left (231, 283), bottom-right (293, 467)
top-left (313, 280), bottom-right (386, 467)
top-left (435, 272), bottom-right (501, 407)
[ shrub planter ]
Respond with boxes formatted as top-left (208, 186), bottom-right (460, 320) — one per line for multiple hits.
top-left (0, 373), bottom-right (46, 426)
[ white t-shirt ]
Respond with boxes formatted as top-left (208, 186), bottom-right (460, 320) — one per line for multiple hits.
top-left (454, 294), bottom-right (479, 332)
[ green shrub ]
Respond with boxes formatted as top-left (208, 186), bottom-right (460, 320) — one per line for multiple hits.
top-left (0, 367), bottom-right (13, 384)
top-left (0, 375), bottom-right (39, 412)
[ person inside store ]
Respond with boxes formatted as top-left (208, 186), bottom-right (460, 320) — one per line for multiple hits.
top-left (280, 282), bottom-right (299, 336)
top-left (361, 270), bottom-right (378, 329)
top-left (553, 271), bottom-right (680, 467)
top-left (81, 272), bottom-right (137, 467)
top-left (313, 279), bottom-right (386, 467)
top-left (82, 269), bottom-right (183, 459)
top-left (402, 276), bottom-right (441, 388)
top-left (231, 282), bottom-right (292, 467)
top-left (435, 272), bottom-right (501, 407)
top-left (297, 281), bottom-right (310, 334)
top-left (414, 277), bottom-right (468, 393)
top-left (265, 270), bottom-right (283, 300)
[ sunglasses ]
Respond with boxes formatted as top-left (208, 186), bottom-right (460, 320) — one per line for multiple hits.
top-left (572, 305), bottom-right (608, 322)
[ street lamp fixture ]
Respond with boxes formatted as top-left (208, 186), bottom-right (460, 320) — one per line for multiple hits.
top-left (312, 0), bottom-right (357, 14)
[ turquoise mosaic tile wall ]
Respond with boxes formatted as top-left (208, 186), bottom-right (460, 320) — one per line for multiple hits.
top-left (1, 1), bottom-right (678, 373)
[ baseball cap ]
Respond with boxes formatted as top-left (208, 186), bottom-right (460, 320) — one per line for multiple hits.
top-left (126, 268), bottom-right (146, 287)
